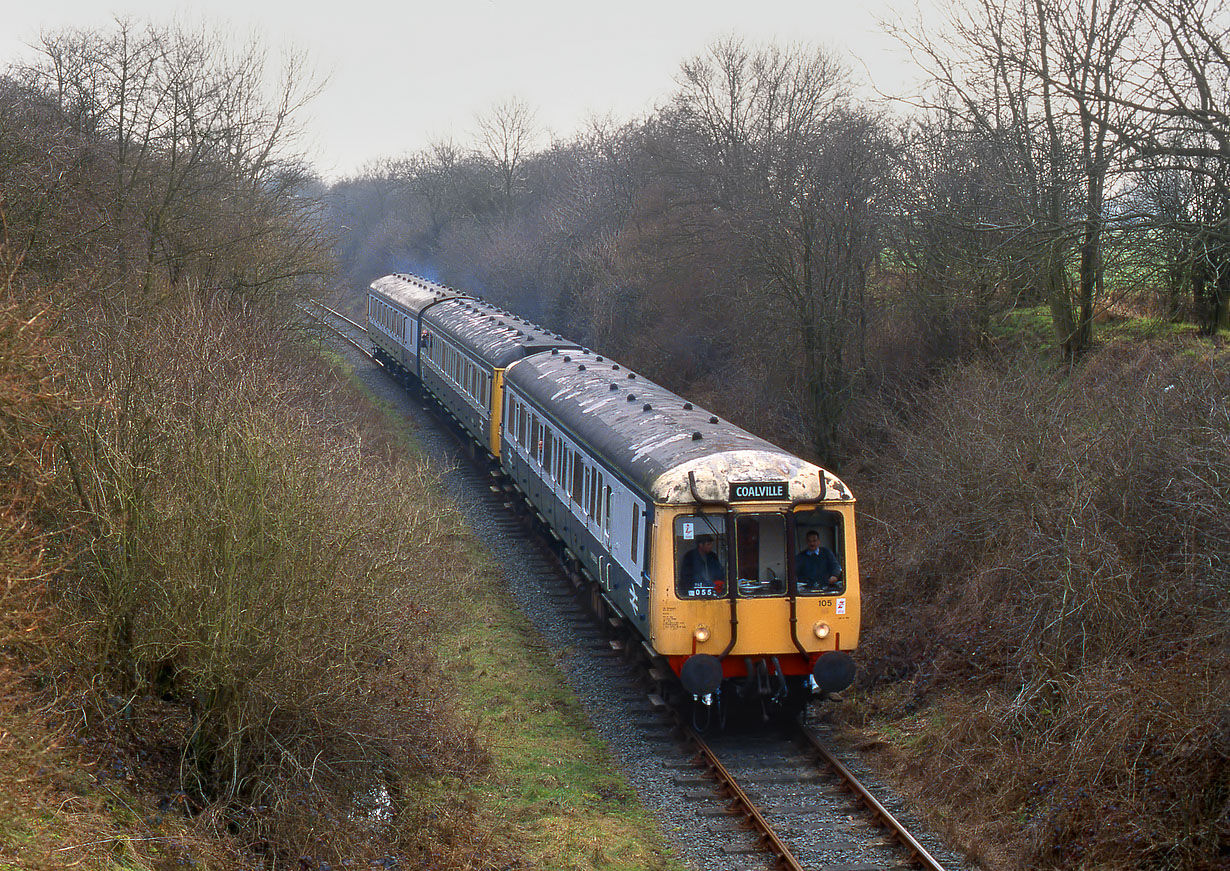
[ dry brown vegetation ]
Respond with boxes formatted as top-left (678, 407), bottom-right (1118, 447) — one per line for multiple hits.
top-left (849, 339), bottom-right (1230, 870)
top-left (0, 270), bottom-right (501, 868)
top-left (0, 19), bottom-right (507, 865)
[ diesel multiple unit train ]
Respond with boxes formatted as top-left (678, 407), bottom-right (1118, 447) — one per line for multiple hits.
top-left (366, 272), bottom-right (859, 715)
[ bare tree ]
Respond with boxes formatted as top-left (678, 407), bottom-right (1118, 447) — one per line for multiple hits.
top-left (890, 0), bottom-right (1142, 358)
top-left (662, 39), bottom-right (891, 457)
top-left (1107, 0), bottom-right (1230, 331)
top-left (889, 110), bottom-right (1020, 354)
top-left (477, 98), bottom-right (539, 222)
top-left (23, 19), bottom-right (328, 299)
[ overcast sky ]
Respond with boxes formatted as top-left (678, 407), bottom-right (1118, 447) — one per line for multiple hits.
top-left (1, 1), bottom-right (928, 180)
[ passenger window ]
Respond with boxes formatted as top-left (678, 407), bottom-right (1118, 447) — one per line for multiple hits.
top-left (735, 514), bottom-right (787, 597)
top-left (630, 505), bottom-right (639, 562)
top-left (572, 454), bottom-right (583, 503)
top-left (793, 509), bottom-right (846, 595)
top-left (674, 515), bottom-right (728, 599)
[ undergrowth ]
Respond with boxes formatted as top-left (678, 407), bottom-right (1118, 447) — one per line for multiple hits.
top-left (0, 280), bottom-right (496, 867)
top-left (849, 338), bottom-right (1230, 870)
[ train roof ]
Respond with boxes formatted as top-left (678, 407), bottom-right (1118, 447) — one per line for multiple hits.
top-left (422, 298), bottom-right (580, 368)
top-left (369, 273), bottom-right (468, 316)
top-left (505, 351), bottom-right (853, 505)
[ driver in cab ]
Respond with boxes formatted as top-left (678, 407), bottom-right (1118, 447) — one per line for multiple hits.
top-left (680, 534), bottom-right (725, 597)
top-left (796, 530), bottom-right (841, 593)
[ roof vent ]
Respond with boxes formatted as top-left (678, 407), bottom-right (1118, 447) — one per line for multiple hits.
top-left (551, 349), bottom-right (559, 355)
top-left (683, 402), bottom-right (693, 410)
top-left (578, 364), bottom-right (587, 371)
top-left (612, 364), bottom-right (620, 370)
top-left (628, 373), bottom-right (636, 380)
top-left (643, 403), bottom-right (652, 412)
top-left (692, 431), bottom-right (703, 440)
top-left (564, 355), bottom-right (571, 362)
top-left (609, 384), bottom-right (618, 391)
top-left (627, 394), bottom-right (636, 402)
top-left (709, 416), bottom-right (719, 424)
top-left (596, 356), bottom-right (604, 362)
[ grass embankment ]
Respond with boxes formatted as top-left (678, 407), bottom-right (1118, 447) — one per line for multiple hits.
top-left (843, 333), bottom-right (1229, 870)
top-left (327, 349), bottom-right (682, 871)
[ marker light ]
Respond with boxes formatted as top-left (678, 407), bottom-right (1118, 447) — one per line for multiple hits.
top-left (813, 621), bottom-right (831, 640)
top-left (693, 626), bottom-right (711, 643)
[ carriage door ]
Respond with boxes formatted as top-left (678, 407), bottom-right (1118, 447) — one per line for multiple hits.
top-left (599, 475), bottom-right (611, 551)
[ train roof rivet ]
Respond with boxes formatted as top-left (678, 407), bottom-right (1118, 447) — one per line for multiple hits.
top-left (596, 356), bottom-right (603, 362)
top-left (627, 394), bottom-right (636, 401)
top-left (609, 383), bottom-right (618, 390)
top-left (578, 364), bottom-right (586, 370)
top-left (564, 355), bottom-right (571, 362)
top-left (628, 373), bottom-right (636, 379)
top-left (684, 402), bottom-right (693, 410)
top-left (552, 349), bottom-right (559, 355)
top-left (692, 431), bottom-right (703, 440)
top-left (643, 403), bottom-right (652, 411)
top-left (709, 416), bottom-right (719, 424)
top-left (612, 364), bottom-right (620, 370)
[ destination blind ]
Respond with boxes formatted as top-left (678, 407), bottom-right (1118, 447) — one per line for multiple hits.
top-left (728, 481), bottom-right (788, 501)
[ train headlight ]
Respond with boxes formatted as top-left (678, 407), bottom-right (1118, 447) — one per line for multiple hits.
top-left (693, 625), bottom-right (711, 643)
top-left (813, 621), bottom-right (831, 640)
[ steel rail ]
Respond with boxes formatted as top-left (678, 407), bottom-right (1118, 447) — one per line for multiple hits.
top-left (306, 298), bottom-right (367, 334)
top-left (300, 300), bottom-right (371, 356)
top-left (681, 724), bottom-right (808, 871)
top-left (799, 728), bottom-right (949, 871)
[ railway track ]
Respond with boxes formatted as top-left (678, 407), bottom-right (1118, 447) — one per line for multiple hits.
top-left (301, 298), bottom-right (370, 354)
top-left (304, 298), bottom-right (956, 871)
top-left (681, 724), bottom-right (948, 871)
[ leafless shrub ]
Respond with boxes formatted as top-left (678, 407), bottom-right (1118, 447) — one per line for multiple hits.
top-left (55, 294), bottom-right (485, 859)
top-left (856, 341), bottom-right (1229, 869)
top-left (0, 210), bottom-right (70, 657)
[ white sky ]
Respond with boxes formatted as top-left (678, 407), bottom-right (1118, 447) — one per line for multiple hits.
top-left (1, 1), bottom-right (927, 180)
